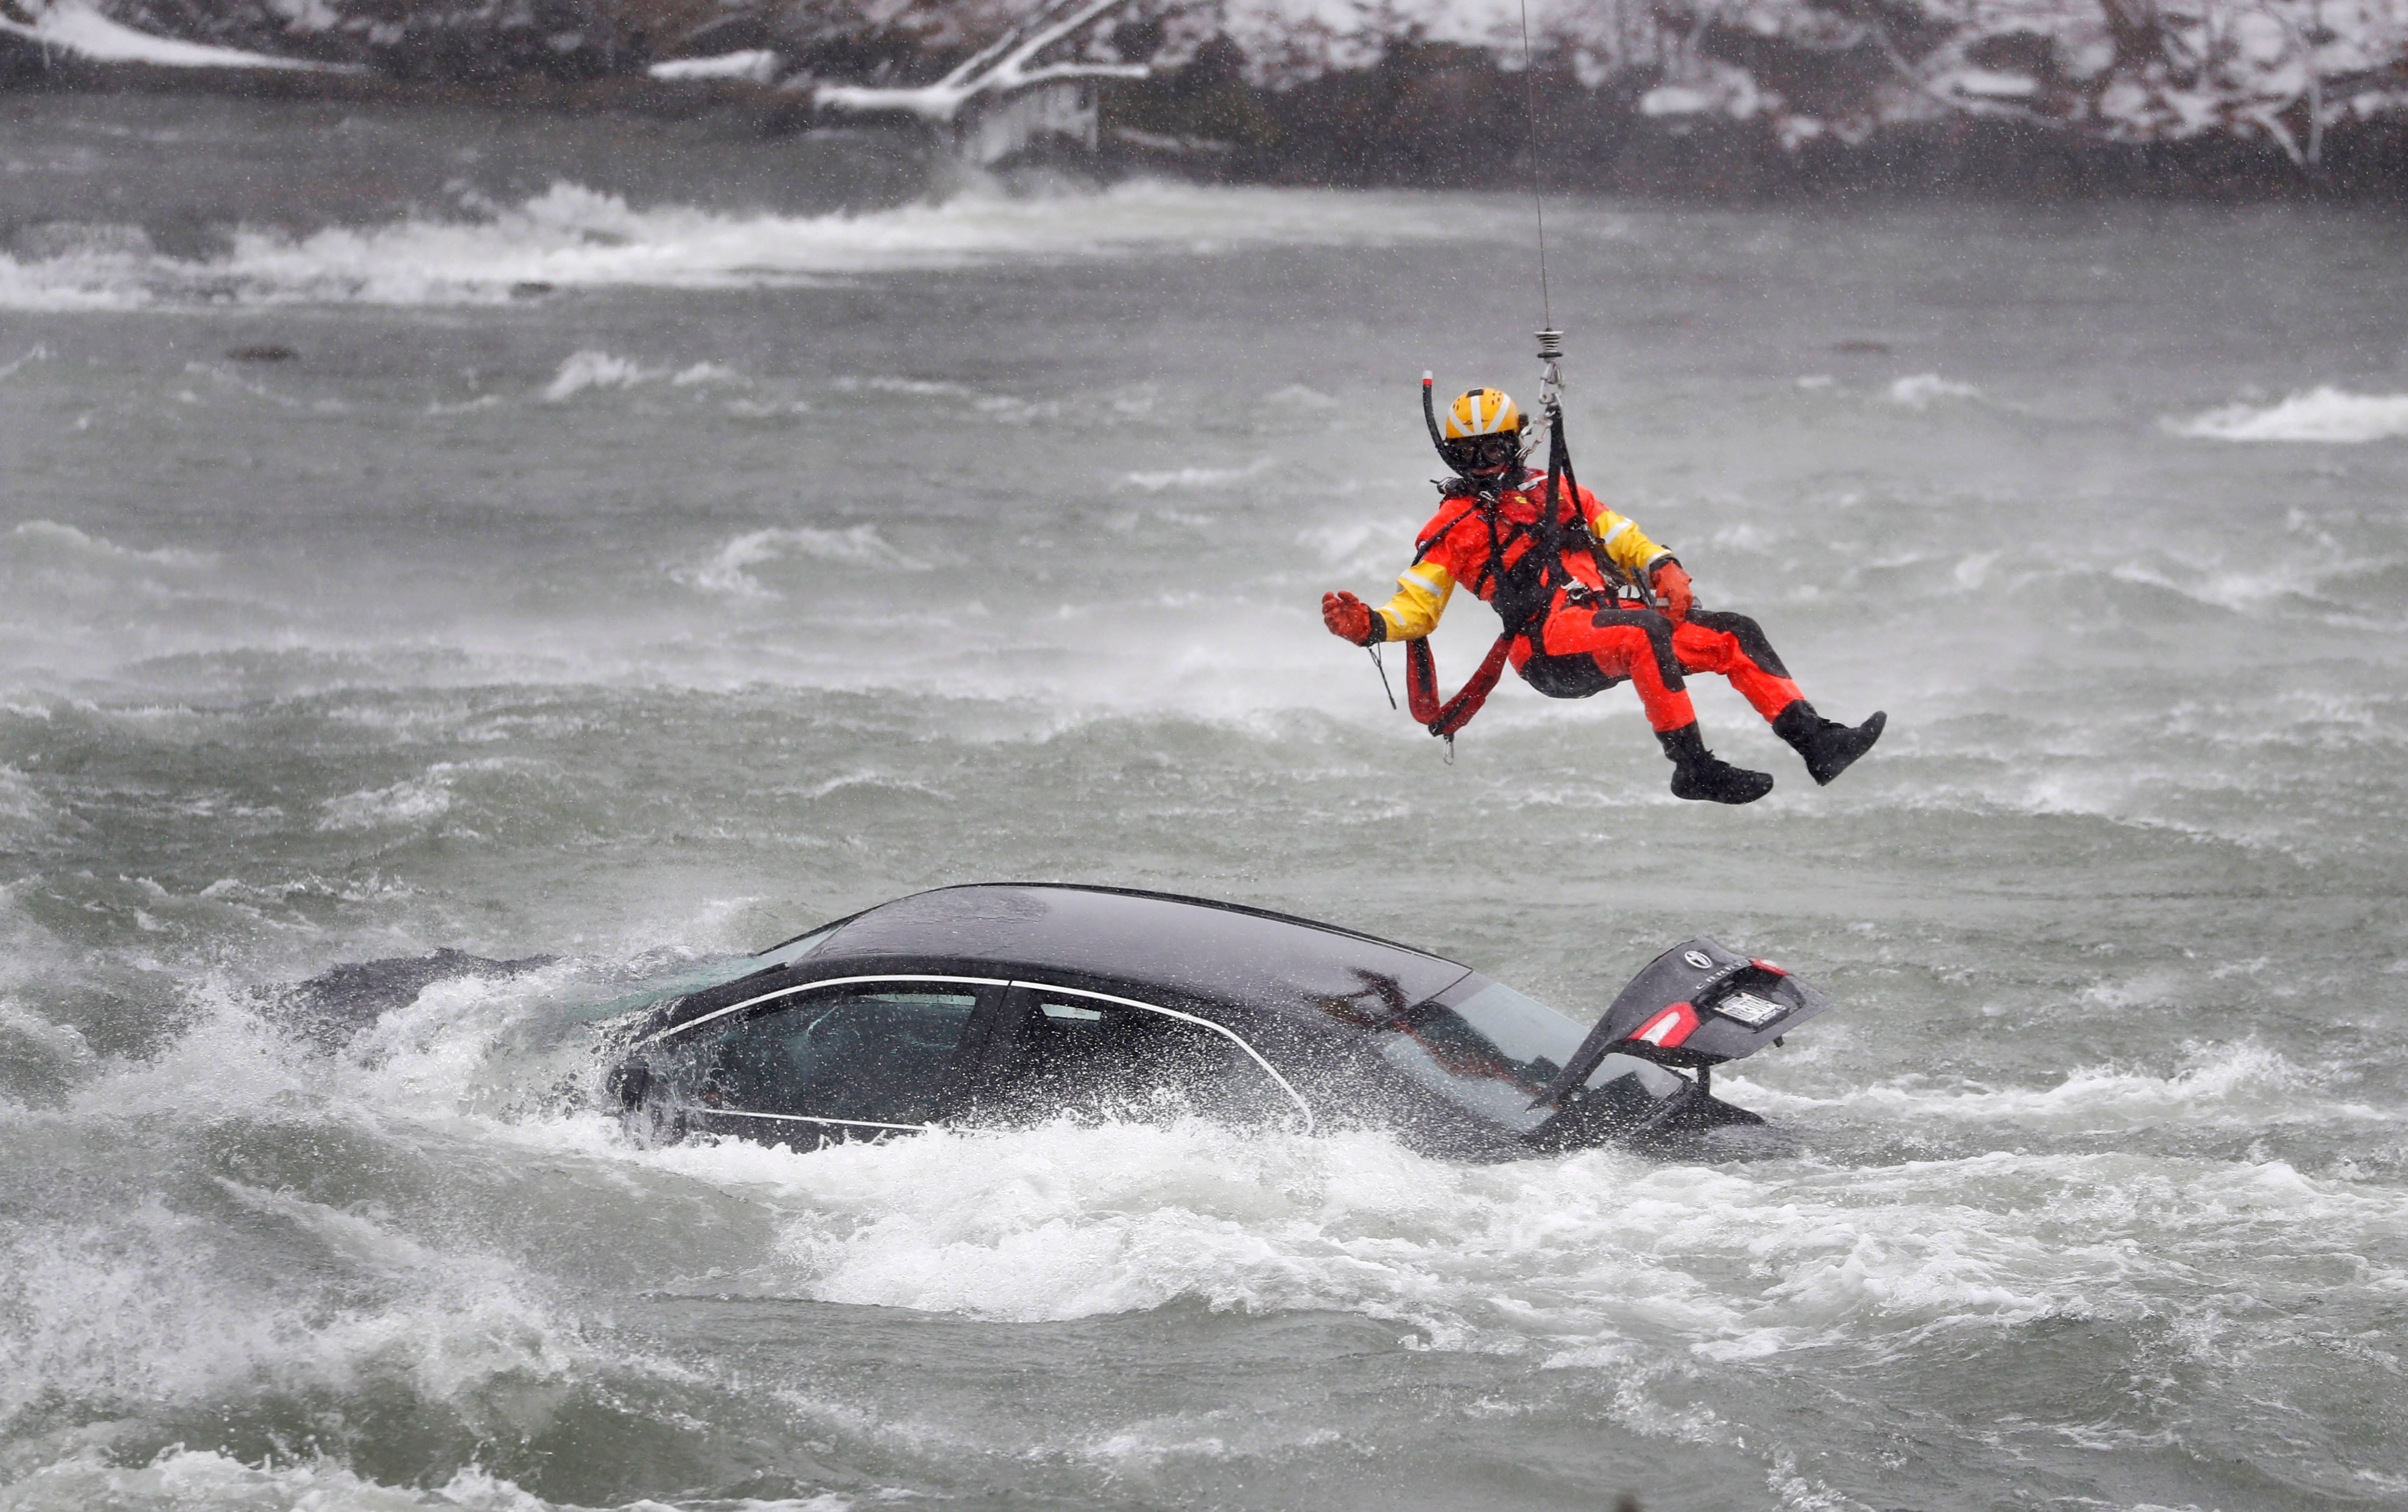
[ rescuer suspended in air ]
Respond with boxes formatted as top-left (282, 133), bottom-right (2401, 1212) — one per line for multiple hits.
top-left (1321, 346), bottom-right (1884, 805)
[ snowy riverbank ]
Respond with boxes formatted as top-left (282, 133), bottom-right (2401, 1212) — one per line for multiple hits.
top-left (5, 0), bottom-right (2407, 196)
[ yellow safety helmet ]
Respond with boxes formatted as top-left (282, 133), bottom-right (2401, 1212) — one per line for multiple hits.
top-left (1436, 387), bottom-right (1528, 479)
top-left (1440, 388), bottom-right (1523, 440)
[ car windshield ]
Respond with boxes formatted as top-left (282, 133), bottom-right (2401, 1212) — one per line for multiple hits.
top-left (1374, 977), bottom-right (1682, 1132)
top-left (750, 923), bottom-right (841, 971)
top-left (577, 923), bottom-right (842, 1025)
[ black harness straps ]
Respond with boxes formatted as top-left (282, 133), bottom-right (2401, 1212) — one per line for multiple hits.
top-left (1402, 401), bottom-right (1629, 741)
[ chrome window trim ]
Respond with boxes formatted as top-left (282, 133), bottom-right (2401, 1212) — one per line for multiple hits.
top-left (701, 1109), bottom-right (929, 1136)
top-left (635, 974), bottom-right (1010, 1048)
top-left (639, 971), bottom-right (1315, 1137)
top-left (1006, 979), bottom-right (1316, 1135)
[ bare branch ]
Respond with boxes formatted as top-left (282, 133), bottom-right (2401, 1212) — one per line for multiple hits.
top-left (816, 0), bottom-right (1149, 124)
top-left (1006, 60), bottom-right (1151, 87)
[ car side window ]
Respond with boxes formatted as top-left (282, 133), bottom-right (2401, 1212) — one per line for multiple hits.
top-left (966, 988), bottom-right (1301, 1128)
top-left (661, 984), bottom-right (983, 1126)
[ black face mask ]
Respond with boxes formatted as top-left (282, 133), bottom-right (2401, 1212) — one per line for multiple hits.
top-left (1443, 433), bottom-right (1521, 478)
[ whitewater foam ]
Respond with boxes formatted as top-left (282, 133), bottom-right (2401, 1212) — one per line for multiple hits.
top-left (4, 520), bottom-right (218, 573)
top-left (1725, 1040), bottom-right (2388, 1130)
top-left (0, 1451), bottom-right (576, 1512)
top-left (2172, 386), bottom-right (2408, 443)
top-left (0, 179), bottom-right (1498, 310)
top-left (0, 762), bottom-right (51, 831)
top-left (669, 362), bottom-right (746, 387)
top-left (0, 1177), bottom-right (576, 1440)
top-left (534, 351), bottom-right (747, 401)
top-left (1120, 459), bottom-right (1274, 492)
top-left (1885, 373), bottom-right (1982, 410)
top-left (503, 1102), bottom-right (2402, 1381)
top-left (540, 350), bottom-right (654, 402)
top-left (674, 526), bottom-right (931, 600)
top-left (318, 771), bottom-right (460, 831)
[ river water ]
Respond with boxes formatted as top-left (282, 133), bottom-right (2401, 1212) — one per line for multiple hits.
top-left (3, 93), bottom-right (2406, 1512)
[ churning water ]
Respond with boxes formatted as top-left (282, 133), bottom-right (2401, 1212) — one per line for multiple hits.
top-left (3, 93), bottom-right (2406, 1512)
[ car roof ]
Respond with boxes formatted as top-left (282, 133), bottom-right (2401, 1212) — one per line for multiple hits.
top-left (803, 883), bottom-right (1474, 1023)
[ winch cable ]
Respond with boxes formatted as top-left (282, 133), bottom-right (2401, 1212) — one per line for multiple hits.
top-left (1520, 0), bottom-right (1553, 341)
top-left (1520, 0), bottom-right (1566, 452)
top-left (1374, 0), bottom-right (1576, 746)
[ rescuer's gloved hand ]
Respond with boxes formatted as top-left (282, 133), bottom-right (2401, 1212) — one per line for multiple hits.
top-left (1650, 560), bottom-right (1694, 621)
top-left (1321, 591), bottom-right (1383, 645)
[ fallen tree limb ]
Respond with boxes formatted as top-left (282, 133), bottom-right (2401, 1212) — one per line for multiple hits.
top-left (813, 0), bottom-right (1147, 124)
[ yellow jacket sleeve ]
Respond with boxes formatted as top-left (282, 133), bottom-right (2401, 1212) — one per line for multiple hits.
top-left (1376, 559), bottom-right (1454, 641)
top-left (1587, 502), bottom-right (1673, 587)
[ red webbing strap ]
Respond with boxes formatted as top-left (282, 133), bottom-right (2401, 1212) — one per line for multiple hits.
top-left (1396, 402), bottom-right (1574, 743)
top-left (1405, 633), bottom-right (1516, 738)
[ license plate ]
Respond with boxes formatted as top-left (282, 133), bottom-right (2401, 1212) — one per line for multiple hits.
top-left (1711, 991), bottom-right (1784, 1027)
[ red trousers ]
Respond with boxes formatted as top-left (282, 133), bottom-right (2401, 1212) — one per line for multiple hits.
top-left (1513, 599), bottom-right (1803, 732)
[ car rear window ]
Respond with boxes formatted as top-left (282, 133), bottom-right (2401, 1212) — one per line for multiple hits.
top-left (1373, 977), bottom-right (1683, 1133)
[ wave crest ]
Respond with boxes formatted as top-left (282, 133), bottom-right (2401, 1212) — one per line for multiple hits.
top-left (676, 526), bottom-right (930, 599)
top-left (1, 180), bottom-right (1493, 310)
top-left (2172, 386), bottom-right (2408, 443)
top-left (1886, 373), bottom-right (1982, 410)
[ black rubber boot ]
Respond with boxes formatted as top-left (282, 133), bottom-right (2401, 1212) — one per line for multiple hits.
top-left (1656, 723), bottom-right (1774, 805)
top-left (1771, 701), bottom-right (1887, 786)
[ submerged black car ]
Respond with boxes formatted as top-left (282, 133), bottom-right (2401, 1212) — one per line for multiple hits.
top-left (604, 883), bottom-right (1836, 1160)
